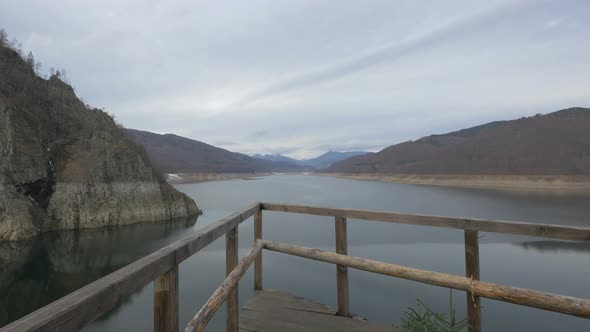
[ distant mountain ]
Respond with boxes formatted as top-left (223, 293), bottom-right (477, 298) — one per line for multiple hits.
top-left (253, 151), bottom-right (369, 169)
top-left (253, 154), bottom-right (298, 164)
top-left (302, 151), bottom-right (369, 169)
top-left (327, 107), bottom-right (590, 175)
top-left (126, 129), bottom-right (308, 174)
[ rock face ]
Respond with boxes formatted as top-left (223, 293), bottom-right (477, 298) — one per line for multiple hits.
top-left (0, 44), bottom-right (199, 241)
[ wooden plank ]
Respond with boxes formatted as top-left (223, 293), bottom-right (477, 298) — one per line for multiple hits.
top-left (262, 240), bottom-right (590, 319)
top-left (261, 203), bottom-right (590, 241)
top-left (254, 211), bottom-right (263, 290)
top-left (154, 266), bottom-right (179, 332)
top-left (240, 308), bottom-right (397, 332)
top-left (240, 289), bottom-right (399, 332)
top-left (243, 289), bottom-right (335, 315)
top-left (185, 241), bottom-right (263, 332)
top-left (226, 227), bottom-right (239, 332)
top-left (464, 230), bottom-right (481, 332)
top-left (1, 203), bottom-right (261, 332)
top-left (173, 203), bottom-right (260, 263)
top-left (335, 217), bottom-right (350, 317)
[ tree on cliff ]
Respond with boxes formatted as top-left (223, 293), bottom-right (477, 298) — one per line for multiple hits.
top-left (0, 29), bottom-right (7, 47)
top-left (25, 51), bottom-right (35, 69)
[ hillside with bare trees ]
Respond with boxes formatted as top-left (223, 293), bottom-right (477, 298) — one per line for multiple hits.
top-left (327, 108), bottom-right (590, 175)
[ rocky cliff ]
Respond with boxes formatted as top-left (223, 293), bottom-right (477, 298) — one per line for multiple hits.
top-left (0, 44), bottom-right (199, 241)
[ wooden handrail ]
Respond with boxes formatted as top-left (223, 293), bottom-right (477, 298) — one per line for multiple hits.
top-left (0, 203), bottom-right (261, 332)
top-left (3, 201), bottom-right (589, 332)
top-left (184, 241), bottom-right (264, 332)
top-left (261, 203), bottom-right (590, 241)
top-left (261, 239), bottom-right (590, 319)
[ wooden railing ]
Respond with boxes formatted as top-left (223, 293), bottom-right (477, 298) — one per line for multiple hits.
top-left (2, 202), bottom-right (589, 332)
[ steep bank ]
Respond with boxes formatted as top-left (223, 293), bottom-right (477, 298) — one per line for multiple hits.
top-left (322, 173), bottom-right (590, 191)
top-left (0, 44), bottom-right (199, 241)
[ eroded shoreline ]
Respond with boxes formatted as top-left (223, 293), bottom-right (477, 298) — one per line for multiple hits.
top-left (319, 173), bottom-right (590, 191)
top-left (167, 172), bottom-right (274, 184)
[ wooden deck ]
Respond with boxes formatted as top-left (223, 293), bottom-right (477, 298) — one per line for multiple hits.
top-left (4, 203), bottom-right (590, 332)
top-left (239, 289), bottom-right (400, 332)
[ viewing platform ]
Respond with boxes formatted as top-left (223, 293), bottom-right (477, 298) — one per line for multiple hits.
top-left (239, 289), bottom-right (398, 332)
top-left (2, 202), bottom-right (590, 332)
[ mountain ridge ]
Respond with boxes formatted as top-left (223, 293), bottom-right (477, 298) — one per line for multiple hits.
top-left (125, 129), bottom-right (310, 174)
top-left (253, 151), bottom-right (368, 169)
top-left (326, 107), bottom-right (590, 175)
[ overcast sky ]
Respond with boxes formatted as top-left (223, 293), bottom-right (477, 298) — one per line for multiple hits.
top-left (2, 0), bottom-right (589, 159)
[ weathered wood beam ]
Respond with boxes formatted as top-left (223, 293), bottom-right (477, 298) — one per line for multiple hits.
top-left (1, 203), bottom-right (261, 332)
top-left (464, 230), bottom-right (481, 332)
top-left (226, 227), bottom-right (239, 332)
top-left (262, 240), bottom-right (590, 319)
top-left (335, 217), bottom-right (350, 317)
top-left (254, 211), bottom-right (263, 290)
top-left (261, 203), bottom-right (590, 241)
top-left (185, 241), bottom-right (264, 332)
top-left (154, 266), bottom-right (179, 332)
top-left (172, 203), bottom-right (261, 263)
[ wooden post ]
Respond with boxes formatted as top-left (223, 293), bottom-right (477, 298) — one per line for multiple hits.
top-left (185, 242), bottom-right (264, 332)
top-left (465, 230), bottom-right (481, 332)
top-left (335, 216), bottom-right (350, 317)
top-left (154, 265), bottom-right (179, 332)
top-left (254, 211), bottom-right (263, 290)
top-left (226, 227), bottom-right (239, 332)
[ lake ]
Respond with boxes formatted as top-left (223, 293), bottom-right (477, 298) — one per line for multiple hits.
top-left (1, 175), bottom-right (589, 331)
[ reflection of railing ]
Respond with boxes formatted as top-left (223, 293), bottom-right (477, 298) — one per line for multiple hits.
top-left (2, 203), bottom-right (589, 332)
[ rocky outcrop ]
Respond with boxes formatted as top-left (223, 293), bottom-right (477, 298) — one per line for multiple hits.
top-left (0, 44), bottom-right (199, 241)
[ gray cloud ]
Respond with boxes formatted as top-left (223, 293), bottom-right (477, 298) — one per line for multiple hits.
top-left (247, 130), bottom-right (270, 140)
top-left (1, 0), bottom-right (589, 159)
top-left (239, 0), bottom-right (534, 105)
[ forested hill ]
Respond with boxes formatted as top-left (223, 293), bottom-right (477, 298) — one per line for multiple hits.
top-left (126, 129), bottom-right (309, 173)
top-left (326, 108), bottom-right (590, 175)
top-left (254, 151), bottom-right (368, 169)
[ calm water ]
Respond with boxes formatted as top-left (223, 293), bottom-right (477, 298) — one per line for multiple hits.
top-left (1, 175), bottom-right (590, 331)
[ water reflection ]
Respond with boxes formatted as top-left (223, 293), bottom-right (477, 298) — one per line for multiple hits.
top-left (0, 215), bottom-right (198, 327)
top-left (3, 175), bottom-right (590, 331)
top-left (515, 240), bottom-right (590, 253)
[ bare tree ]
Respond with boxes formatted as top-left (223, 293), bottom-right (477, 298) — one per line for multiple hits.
top-left (60, 68), bottom-right (70, 84)
top-left (0, 29), bottom-right (7, 47)
top-left (35, 61), bottom-right (42, 75)
top-left (8, 37), bottom-right (21, 55)
top-left (25, 51), bottom-right (35, 70)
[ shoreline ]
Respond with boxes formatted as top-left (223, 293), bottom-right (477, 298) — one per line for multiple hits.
top-left (167, 172), bottom-right (590, 192)
top-left (166, 172), bottom-right (274, 184)
top-left (319, 173), bottom-right (590, 192)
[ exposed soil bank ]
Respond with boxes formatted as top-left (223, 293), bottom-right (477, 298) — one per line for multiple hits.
top-left (320, 173), bottom-right (590, 191)
top-left (166, 172), bottom-right (275, 184)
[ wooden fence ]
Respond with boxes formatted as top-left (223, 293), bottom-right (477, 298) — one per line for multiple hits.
top-left (2, 202), bottom-right (589, 332)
